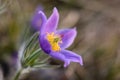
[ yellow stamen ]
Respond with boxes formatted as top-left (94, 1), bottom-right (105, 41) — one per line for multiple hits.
top-left (46, 32), bottom-right (61, 51)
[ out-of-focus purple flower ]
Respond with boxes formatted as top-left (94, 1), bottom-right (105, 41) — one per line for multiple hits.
top-left (11, 51), bottom-right (20, 70)
top-left (11, 51), bottom-right (18, 63)
top-left (31, 5), bottom-right (44, 31)
top-left (32, 7), bottom-right (83, 67)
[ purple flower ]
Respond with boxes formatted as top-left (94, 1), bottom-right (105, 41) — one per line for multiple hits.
top-left (31, 6), bottom-right (44, 31)
top-left (32, 7), bottom-right (83, 67)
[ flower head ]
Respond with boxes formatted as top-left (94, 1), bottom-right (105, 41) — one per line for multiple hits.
top-left (32, 7), bottom-right (83, 67)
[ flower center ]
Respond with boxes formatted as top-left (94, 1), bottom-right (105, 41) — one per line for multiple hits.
top-left (46, 32), bottom-right (62, 52)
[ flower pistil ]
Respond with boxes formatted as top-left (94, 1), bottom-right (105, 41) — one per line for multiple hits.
top-left (46, 32), bottom-right (62, 52)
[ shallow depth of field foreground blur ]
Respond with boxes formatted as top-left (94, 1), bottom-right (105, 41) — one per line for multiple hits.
top-left (0, 0), bottom-right (120, 80)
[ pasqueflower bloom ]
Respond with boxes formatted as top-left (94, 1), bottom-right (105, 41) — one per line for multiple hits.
top-left (32, 7), bottom-right (83, 67)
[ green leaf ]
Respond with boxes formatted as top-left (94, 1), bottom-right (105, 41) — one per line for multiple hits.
top-left (23, 48), bottom-right (41, 67)
top-left (20, 32), bottom-right (38, 57)
top-left (32, 63), bottom-right (61, 69)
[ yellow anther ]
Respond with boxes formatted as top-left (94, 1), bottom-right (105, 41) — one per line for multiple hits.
top-left (46, 32), bottom-right (54, 42)
top-left (46, 32), bottom-right (62, 51)
top-left (51, 43), bottom-right (60, 51)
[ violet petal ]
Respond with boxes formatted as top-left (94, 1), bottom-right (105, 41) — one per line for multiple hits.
top-left (49, 51), bottom-right (70, 67)
top-left (43, 7), bottom-right (59, 33)
top-left (50, 49), bottom-right (83, 67)
top-left (61, 50), bottom-right (83, 66)
top-left (57, 28), bottom-right (77, 49)
top-left (39, 35), bottom-right (51, 54)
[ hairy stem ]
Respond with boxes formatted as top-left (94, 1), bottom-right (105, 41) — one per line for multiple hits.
top-left (14, 68), bottom-right (23, 80)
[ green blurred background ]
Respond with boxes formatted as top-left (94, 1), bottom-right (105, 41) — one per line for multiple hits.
top-left (0, 0), bottom-right (120, 80)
